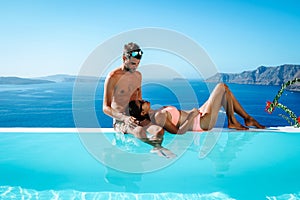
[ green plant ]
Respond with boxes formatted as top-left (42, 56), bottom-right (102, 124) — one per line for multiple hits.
top-left (265, 78), bottom-right (300, 128)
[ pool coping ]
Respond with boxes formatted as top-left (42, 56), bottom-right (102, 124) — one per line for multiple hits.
top-left (0, 128), bottom-right (115, 133)
top-left (0, 126), bottom-right (299, 133)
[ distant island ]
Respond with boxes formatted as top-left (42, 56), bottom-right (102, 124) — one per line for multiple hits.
top-left (37, 74), bottom-right (102, 83)
top-left (1, 65), bottom-right (299, 91)
top-left (0, 74), bottom-right (102, 85)
top-left (206, 64), bottom-right (300, 91)
top-left (0, 77), bottom-right (55, 85)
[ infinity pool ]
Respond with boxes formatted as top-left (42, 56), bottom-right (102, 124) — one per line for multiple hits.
top-left (0, 128), bottom-right (299, 199)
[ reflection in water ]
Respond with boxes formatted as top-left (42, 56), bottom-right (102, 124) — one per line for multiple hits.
top-left (104, 129), bottom-right (258, 183)
top-left (100, 145), bottom-right (144, 192)
top-left (111, 132), bottom-right (141, 153)
top-left (101, 133), bottom-right (145, 192)
top-left (104, 167), bottom-right (142, 192)
top-left (192, 131), bottom-right (258, 177)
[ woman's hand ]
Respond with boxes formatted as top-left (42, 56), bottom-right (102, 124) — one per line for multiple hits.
top-left (177, 108), bottom-right (200, 134)
top-left (188, 108), bottom-right (200, 119)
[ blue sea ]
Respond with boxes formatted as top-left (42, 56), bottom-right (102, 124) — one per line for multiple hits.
top-left (0, 80), bottom-right (299, 128)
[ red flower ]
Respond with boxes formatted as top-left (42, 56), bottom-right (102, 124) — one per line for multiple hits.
top-left (265, 101), bottom-right (274, 114)
top-left (298, 116), bottom-right (300, 123)
top-left (266, 101), bottom-right (271, 108)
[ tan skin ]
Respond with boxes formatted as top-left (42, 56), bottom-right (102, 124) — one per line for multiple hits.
top-left (138, 83), bottom-right (265, 134)
top-left (103, 56), bottom-right (142, 120)
top-left (103, 54), bottom-right (169, 151)
top-left (139, 102), bottom-right (199, 134)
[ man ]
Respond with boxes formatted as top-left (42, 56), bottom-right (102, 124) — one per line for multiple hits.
top-left (103, 42), bottom-right (175, 158)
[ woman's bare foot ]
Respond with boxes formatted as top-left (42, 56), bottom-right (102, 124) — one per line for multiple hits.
top-left (244, 117), bottom-right (266, 129)
top-left (228, 122), bottom-right (249, 130)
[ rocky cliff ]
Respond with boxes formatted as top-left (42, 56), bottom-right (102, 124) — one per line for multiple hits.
top-left (206, 64), bottom-right (300, 91)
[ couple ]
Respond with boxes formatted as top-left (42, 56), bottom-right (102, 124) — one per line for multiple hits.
top-left (103, 42), bottom-right (265, 158)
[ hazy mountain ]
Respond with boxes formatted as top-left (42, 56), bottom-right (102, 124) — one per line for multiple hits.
top-left (0, 77), bottom-right (55, 85)
top-left (37, 74), bottom-right (77, 82)
top-left (0, 74), bottom-right (105, 85)
top-left (37, 74), bottom-right (102, 83)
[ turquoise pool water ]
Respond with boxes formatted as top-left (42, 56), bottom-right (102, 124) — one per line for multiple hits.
top-left (0, 129), bottom-right (299, 199)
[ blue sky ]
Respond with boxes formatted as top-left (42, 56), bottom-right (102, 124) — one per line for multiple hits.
top-left (1, 0), bottom-right (300, 77)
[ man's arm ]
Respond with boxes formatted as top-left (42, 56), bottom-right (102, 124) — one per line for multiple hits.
top-left (102, 74), bottom-right (127, 121)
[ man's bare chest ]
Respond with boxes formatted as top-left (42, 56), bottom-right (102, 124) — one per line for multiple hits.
top-left (114, 75), bottom-right (139, 96)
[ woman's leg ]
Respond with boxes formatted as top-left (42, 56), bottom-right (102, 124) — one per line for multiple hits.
top-left (199, 83), bottom-right (264, 130)
top-left (221, 84), bottom-right (250, 130)
top-left (223, 84), bottom-right (265, 129)
top-left (199, 83), bottom-right (247, 130)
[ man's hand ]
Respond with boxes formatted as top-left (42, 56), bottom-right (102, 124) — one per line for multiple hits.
top-left (123, 116), bottom-right (139, 129)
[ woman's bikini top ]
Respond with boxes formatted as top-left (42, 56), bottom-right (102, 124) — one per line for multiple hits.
top-left (161, 106), bottom-right (180, 126)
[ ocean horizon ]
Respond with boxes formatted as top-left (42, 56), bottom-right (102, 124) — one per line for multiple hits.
top-left (0, 80), bottom-right (299, 129)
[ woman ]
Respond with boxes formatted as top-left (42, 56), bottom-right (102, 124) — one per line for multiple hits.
top-left (128, 83), bottom-right (265, 134)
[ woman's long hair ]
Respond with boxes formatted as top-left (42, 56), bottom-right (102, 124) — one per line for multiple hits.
top-left (128, 100), bottom-right (150, 121)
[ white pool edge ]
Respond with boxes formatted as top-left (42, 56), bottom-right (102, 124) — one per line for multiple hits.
top-left (0, 126), bottom-right (299, 133)
top-left (0, 128), bottom-right (115, 133)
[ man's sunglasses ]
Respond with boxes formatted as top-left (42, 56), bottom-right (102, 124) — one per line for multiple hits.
top-left (127, 49), bottom-right (143, 59)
